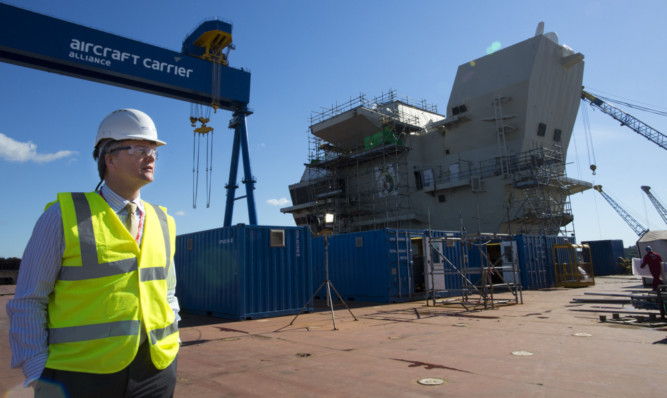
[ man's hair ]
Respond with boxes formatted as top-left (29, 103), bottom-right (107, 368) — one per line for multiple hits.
top-left (93, 139), bottom-right (127, 180)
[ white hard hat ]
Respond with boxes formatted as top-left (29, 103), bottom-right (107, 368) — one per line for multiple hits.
top-left (95, 109), bottom-right (166, 148)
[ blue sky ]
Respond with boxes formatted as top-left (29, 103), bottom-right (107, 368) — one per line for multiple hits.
top-left (1, 0), bottom-right (667, 257)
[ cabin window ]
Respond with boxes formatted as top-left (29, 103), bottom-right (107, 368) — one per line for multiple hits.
top-left (537, 123), bottom-right (546, 137)
top-left (422, 169), bottom-right (434, 187)
top-left (452, 104), bottom-right (468, 115)
top-left (414, 169), bottom-right (434, 190)
top-left (430, 241), bottom-right (444, 265)
top-left (449, 163), bottom-right (460, 181)
top-left (414, 171), bottom-right (423, 190)
top-left (553, 129), bottom-right (562, 142)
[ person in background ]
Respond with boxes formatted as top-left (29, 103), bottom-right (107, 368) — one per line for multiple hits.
top-left (640, 245), bottom-right (664, 291)
top-left (7, 109), bottom-right (180, 397)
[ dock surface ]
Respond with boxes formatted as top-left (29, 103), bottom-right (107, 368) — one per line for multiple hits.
top-left (2, 276), bottom-right (665, 397)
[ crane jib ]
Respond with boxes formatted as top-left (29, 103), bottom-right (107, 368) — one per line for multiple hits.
top-left (582, 90), bottom-right (666, 151)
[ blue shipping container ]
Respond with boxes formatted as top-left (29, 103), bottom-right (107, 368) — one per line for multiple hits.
top-left (175, 225), bottom-right (312, 320)
top-left (312, 229), bottom-right (465, 303)
top-left (515, 235), bottom-right (569, 290)
top-left (582, 239), bottom-right (625, 276)
top-left (312, 229), bottom-right (415, 303)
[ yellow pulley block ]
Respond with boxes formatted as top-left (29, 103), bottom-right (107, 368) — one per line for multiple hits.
top-left (194, 126), bottom-right (214, 135)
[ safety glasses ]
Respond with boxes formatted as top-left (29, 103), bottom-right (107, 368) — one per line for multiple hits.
top-left (109, 145), bottom-right (158, 159)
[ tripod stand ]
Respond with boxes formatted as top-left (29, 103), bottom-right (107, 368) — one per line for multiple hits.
top-left (288, 230), bottom-right (357, 330)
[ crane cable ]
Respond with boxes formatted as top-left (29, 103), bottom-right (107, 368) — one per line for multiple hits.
top-left (581, 103), bottom-right (597, 175)
top-left (205, 129), bottom-right (214, 208)
top-left (190, 103), bottom-right (214, 209)
top-left (188, 40), bottom-right (225, 209)
top-left (192, 127), bottom-right (200, 209)
top-left (570, 119), bottom-right (583, 179)
top-left (591, 92), bottom-right (667, 118)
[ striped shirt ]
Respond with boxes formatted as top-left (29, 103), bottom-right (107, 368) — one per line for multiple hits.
top-left (6, 185), bottom-right (180, 387)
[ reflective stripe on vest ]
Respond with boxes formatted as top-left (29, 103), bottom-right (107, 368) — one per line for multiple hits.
top-left (150, 319), bottom-right (179, 345)
top-left (49, 320), bottom-right (140, 344)
top-left (72, 192), bottom-right (98, 269)
top-left (153, 205), bottom-right (171, 274)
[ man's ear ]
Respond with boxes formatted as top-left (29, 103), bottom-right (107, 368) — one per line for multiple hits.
top-left (105, 153), bottom-right (117, 170)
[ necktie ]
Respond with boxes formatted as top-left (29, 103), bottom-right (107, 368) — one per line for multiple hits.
top-left (125, 202), bottom-right (139, 242)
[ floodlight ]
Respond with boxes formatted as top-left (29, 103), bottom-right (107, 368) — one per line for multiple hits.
top-left (286, 210), bottom-right (357, 331)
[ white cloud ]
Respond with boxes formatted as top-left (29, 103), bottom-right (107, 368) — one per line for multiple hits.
top-left (267, 198), bottom-right (290, 206)
top-left (0, 133), bottom-right (77, 163)
top-left (174, 211), bottom-right (186, 216)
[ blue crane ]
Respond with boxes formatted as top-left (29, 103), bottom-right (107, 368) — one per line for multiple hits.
top-left (581, 89), bottom-right (667, 151)
top-left (640, 186), bottom-right (667, 226)
top-left (0, 2), bottom-right (257, 226)
top-left (593, 185), bottom-right (648, 237)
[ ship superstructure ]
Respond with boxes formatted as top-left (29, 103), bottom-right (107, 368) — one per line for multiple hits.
top-left (281, 25), bottom-right (592, 235)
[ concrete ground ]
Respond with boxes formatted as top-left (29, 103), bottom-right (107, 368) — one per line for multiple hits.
top-left (2, 276), bottom-right (666, 397)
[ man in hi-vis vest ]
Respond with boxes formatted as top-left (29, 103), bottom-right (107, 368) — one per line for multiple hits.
top-left (7, 109), bottom-right (180, 397)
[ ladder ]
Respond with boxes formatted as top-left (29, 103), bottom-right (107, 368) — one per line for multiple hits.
top-left (493, 96), bottom-right (511, 177)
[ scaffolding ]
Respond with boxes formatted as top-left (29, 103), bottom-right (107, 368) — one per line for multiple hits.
top-left (508, 144), bottom-right (573, 235)
top-left (287, 88), bottom-right (583, 239)
top-left (424, 233), bottom-right (523, 310)
top-left (302, 90), bottom-right (437, 234)
top-left (410, 142), bottom-right (576, 237)
top-left (490, 94), bottom-right (572, 236)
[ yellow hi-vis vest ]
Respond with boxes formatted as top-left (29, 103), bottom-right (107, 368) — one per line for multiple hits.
top-left (45, 192), bottom-right (179, 373)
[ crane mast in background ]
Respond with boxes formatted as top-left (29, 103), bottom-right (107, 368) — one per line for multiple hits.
top-left (641, 186), bottom-right (667, 226)
top-left (593, 185), bottom-right (649, 237)
top-left (581, 90), bottom-right (667, 150)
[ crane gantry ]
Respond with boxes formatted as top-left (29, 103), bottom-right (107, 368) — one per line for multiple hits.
top-left (0, 2), bottom-right (257, 226)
